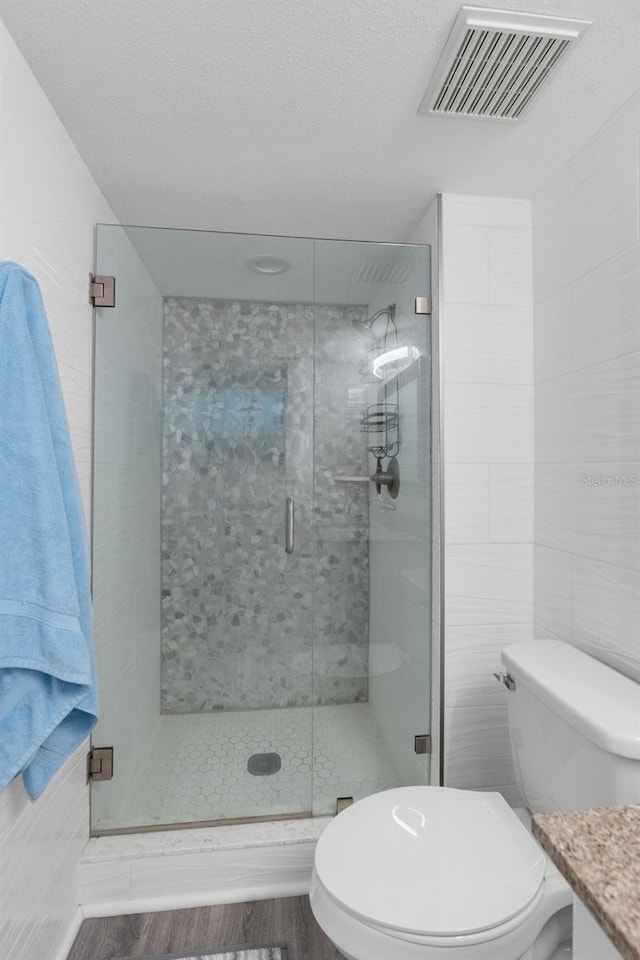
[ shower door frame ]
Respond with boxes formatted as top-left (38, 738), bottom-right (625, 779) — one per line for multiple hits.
top-left (89, 225), bottom-right (435, 836)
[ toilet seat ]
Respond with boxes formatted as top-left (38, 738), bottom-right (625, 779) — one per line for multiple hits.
top-left (311, 872), bottom-right (547, 950)
top-left (313, 786), bottom-right (546, 940)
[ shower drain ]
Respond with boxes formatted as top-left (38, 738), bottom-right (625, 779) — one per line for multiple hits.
top-left (247, 752), bottom-right (282, 776)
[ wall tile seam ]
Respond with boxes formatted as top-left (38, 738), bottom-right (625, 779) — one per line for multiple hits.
top-left (444, 761), bottom-right (518, 775)
top-left (445, 626), bottom-right (533, 637)
top-left (533, 540), bottom-right (640, 576)
top-left (534, 542), bottom-right (614, 558)
top-left (488, 267), bottom-right (532, 310)
top-left (441, 195), bottom-right (531, 217)
top-left (533, 370), bottom-right (640, 396)
top-left (532, 238), bottom-right (640, 306)
top-left (445, 378), bottom-right (535, 386)
top-left (444, 223), bottom-right (532, 237)
top-left (532, 157), bottom-right (640, 233)
top-left (533, 349), bottom-right (640, 387)
top-left (443, 217), bottom-right (533, 236)
top-left (532, 95), bottom-right (640, 227)
top-left (445, 624), bottom-right (533, 632)
top-left (443, 727), bottom-right (514, 738)
top-left (531, 621), bottom-right (566, 635)
top-left (534, 360), bottom-right (640, 387)
top-left (446, 463), bottom-right (535, 469)
top-left (446, 537), bottom-right (529, 553)
top-left (488, 225), bottom-right (534, 235)
top-left (444, 620), bottom-right (535, 629)
top-left (535, 454), bottom-right (640, 468)
top-left (636, 132), bottom-right (640, 240)
top-left (443, 302), bottom-right (534, 315)
top-left (534, 459), bottom-right (640, 466)
top-left (443, 299), bottom-right (533, 309)
top-left (443, 382), bottom-right (535, 391)
top-left (445, 540), bottom-right (534, 548)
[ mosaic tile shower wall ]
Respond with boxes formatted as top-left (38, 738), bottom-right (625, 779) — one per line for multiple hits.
top-left (161, 297), bottom-right (370, 712)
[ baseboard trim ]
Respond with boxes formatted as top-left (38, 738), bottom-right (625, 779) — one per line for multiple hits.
top-left (82, 880), bottom-right (311, 918)
top-left (57, 908), bottom-right (84, 959)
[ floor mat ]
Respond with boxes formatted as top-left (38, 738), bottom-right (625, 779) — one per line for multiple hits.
top-left (115, 945), bottom-right (288, 960)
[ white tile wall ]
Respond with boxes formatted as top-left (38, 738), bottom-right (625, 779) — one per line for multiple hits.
top-left (536, 462), bottom-right (640, 571)
top-left (536, 354), bottom-right (640, 464)
top-left (0, 17), bottom-right (116, 960)
top-left (439, 196), bottom-right (531, 230)
top-left (533, 91), bottom-right (640, 685)
top-left (571, 556), bottom-right (640, 682)
top-left (445, 544), bottom-right (533, 626)
top-left (442, 223), bottom-right (490, 304)
top-left (533, 545), bottom-right (572, 641)
top-left (488, 464), bottom-right (534, 543)
top-left (0, 752), bottom-right (89, 960)
top-left (534, 286), bottom-right (573, 383)
top-left (444, 381), bottom-right (533, 463)
top-left (444, 622), bottom-right (532, 805)
top-left (570, 242), bottom-right (640, 371)
top-left (533, 138), bottom-right (638, 304)
top-left (488, 228), bottom-right (534, 307)
top-left (444, 464), bottom-right (490, 545)
top-left (532, 96), bottom-right (640, 228)
top-left (444, 303), bottom-right (533, 385)
top-left (440, 194), bottom-right (534, 800)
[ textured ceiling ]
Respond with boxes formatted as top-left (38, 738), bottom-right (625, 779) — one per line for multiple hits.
top-left (1, 0), bottom-right (639, 241)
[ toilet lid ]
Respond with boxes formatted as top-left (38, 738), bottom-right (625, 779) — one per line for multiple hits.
top-left (314, 786), bottom-right (546, 937)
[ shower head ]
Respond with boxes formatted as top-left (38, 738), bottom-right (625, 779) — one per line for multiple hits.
top-left (351, 303), bottom-right (396, 333)
top-left (351, 315), bottom-right (375, 334)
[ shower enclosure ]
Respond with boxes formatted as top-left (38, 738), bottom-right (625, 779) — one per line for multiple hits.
top-left (90, 225), bottom-right (432, 833)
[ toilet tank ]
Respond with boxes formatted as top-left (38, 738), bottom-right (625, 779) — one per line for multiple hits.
top-left (501, 640), bottom-right (640, 812)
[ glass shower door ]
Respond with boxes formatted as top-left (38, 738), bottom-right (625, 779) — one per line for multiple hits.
top-left (311, 239), bottom-right (432, 815)
top-left (91, 226), bottom-right (316, 832)
top-left (90, 225), bottom-right (432, 835)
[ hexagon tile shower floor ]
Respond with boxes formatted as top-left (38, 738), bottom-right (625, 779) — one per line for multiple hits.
top-left (93, 703), bottom-right (400, 832)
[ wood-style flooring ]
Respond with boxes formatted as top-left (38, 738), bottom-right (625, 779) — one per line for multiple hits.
top-left (67, 896), bottom-right (346, 960)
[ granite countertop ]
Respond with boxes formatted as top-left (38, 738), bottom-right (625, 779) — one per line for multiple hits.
top-left (532, 805), bottom-right (640, 960)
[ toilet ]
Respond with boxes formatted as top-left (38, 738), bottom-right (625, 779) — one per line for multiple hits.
top-left (310, 639), bottom-right (640, 960)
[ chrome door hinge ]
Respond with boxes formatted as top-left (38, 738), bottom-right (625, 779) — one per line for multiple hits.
top-left (414, 296), bottom-right (432, 315)
top-left (87, 746), bottom-right (114, 782)
top-left (414, 734), bottom-right (432, 755)
top-left (90, 274), bottom-right (116, 307)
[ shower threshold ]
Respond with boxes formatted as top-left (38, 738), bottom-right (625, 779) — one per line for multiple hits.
top-left (92, 809), bottom-right (312, 838)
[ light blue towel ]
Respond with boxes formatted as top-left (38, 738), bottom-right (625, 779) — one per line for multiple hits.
top-left (0, 261), bottom-right (97, 800)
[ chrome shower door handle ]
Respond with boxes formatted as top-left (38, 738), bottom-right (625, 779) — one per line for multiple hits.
top-left (285, 496), bottom-right (295, 554)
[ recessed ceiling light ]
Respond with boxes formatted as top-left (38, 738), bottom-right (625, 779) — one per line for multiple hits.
top-left (246, 255), bottom-right (291, 275)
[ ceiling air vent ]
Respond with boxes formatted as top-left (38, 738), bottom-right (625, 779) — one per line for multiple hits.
top-left (354, 258), bottom-right (412, 285)
top-left (419, 6), bottom-right (591, 121)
